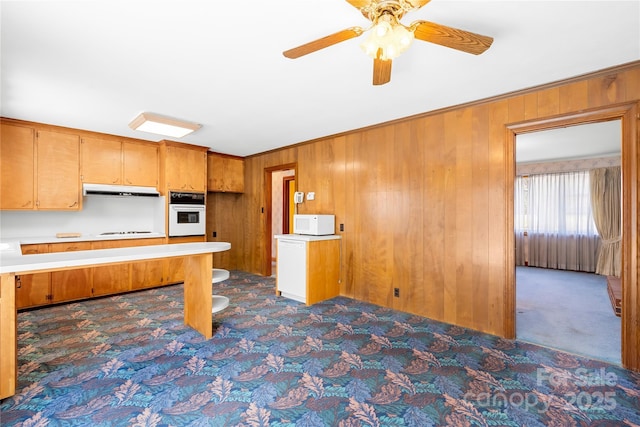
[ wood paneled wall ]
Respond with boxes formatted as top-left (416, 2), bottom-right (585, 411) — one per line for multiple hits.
top-left (215, 61), bottom-right (640, 370)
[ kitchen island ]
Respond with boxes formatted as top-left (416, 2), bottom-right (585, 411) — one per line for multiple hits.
top-left (0, 242), bottom-right (230, 399)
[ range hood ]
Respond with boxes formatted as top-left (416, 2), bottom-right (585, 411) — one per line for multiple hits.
top-left (82, 183), bottom-right (160, 197)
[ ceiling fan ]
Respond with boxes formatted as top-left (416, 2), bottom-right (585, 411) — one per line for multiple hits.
top-left (283, 0), bottom-right (493, 85)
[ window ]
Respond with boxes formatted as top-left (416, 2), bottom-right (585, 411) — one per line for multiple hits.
top-left (515, 170), bottom-right (600, 272)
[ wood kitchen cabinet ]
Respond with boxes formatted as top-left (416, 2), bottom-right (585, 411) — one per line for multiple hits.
top-left (17, 242), bottom-right (91, 308)
top-left (164, 236), bottom-right (205, 283)
top-left (207, 153), bottom-right (244, 193)
top-left (17, 237), bottom-right (195, 309)
top-left (162, 142), bottom-right (207, 192)
top-left (36, 130), bottom-right (81, 210)
top-left (81, 137), bottom-right (159, 187)
top-left (1, 124), bottom-right (80, 210)
top-left (81, 136), bottom-right (122, 184)
top-left (16, 244), bottom-right (50, 308)
top-left (92, 238), bottom-right (168, 294)
top-left (0, 123), bottom-right (35, 210)
top-left (125, 238), bottom-right (165, 290)
top-left (49, 242), bottom-right (92, 302)
top-left (91, 240), bottom-right (132, 296)
top-left (123, 141), bottom-right (158, 187)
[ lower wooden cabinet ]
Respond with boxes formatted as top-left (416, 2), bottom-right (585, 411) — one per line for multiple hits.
top-left (17, 242), bottom-right (92, 308)
top-left (91, 238), bottom-right (165, 296)
top-left (17, 237), bottom-right (190, 309)
top-left (131, 259), bottom-right (166, 290)
top-left (50, 242), bottom-right (92, 302)
top-left (16, 243), bottom-right (50, 308)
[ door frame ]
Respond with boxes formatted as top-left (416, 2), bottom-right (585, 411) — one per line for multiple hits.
top-left (264, 163), bottom-right (297, 277)
top-left (505, 102), bottom-right (638, 370)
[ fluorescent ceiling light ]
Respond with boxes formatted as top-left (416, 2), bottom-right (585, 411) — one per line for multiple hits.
top-left (128, 112), bottom-right (201, 138)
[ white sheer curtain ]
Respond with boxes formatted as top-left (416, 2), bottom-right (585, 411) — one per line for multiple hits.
top-left (514, 176), bottom-right (527, 266)
top-left (515, 171), bottom-right (600, 272)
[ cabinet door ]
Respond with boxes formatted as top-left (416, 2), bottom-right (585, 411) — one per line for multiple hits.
top-left (0, 124), bottom-right (35, 209)
top-left (131, 260), bottom-right (165, 289)
top-left (123, 142), bottom-right (158, 187)
top-left (91, 240), bottom-right (130, 296)
top-left (16, 274), bottom-right (50, 309)
top-left (126, 238), bottom-right (165, 289)
top-left (207, 154), bottom-right (225, 192)
top-left (166, 146), bottom-right (206, 192)
top-left (81, 137), bottom-right (122, 185)
top-left (16, 244), bottom-right (50, 308)
top-left (164, 257), bottom-right (185, 284)
top-left (164, 236), bottom-right (204, 283)
top-left (36, 130), bottom-right (80, 210)
top-left (207, 155), bottom-right (244, 193)
top-left (276, 239), bottom-right (307, 303)
top-left (223, 157), bottom-right (244, 192)
top-left (185, 149), bottom-right (206, 192)
top-left (49, 242), bottom-right (92, 303)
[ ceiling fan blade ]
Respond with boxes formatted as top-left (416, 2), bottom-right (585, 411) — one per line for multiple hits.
top-left (283, 27), bottom-right (364, 59)
top-left (345, 0), bottom-right (373, 9)
top-left (373, 57), bottom-right (392, 85)
top-left (406, 0), bottom-right (431, 9)
top-left (412, 20), bottom-right (493, 55)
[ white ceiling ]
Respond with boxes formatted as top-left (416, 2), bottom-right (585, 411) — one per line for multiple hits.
top-left (1, 1), bottom-right (639, 157)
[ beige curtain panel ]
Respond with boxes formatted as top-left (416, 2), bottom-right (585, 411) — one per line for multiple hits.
top-left (589, 166), bottom-right (622, 277)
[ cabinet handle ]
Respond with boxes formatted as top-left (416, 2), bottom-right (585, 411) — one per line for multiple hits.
top-left (68, 201), bottom-right (78, 208)
top-left (16, 276), bottom-right (22, 288)
top-left (22, 201), bottom-right (32, 208)
top-left (112, 178), bottom-right (119, 184)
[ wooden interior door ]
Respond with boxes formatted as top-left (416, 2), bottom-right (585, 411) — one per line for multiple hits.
top-left (283, 176), bottom-right (295, 234)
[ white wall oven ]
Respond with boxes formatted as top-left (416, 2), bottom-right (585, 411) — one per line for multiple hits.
top-left (168, 192), bottom-right (206, 237)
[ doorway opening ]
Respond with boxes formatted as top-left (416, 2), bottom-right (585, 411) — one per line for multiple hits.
top-left (264, 164), bottom-right (297, 277)
top-left (507, 104), bottom-right (638, 370)
top-left (514, 120), bottom-right (622, 364)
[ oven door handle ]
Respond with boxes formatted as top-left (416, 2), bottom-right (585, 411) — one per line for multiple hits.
top-left (170, 205), bottom-right (205, 211)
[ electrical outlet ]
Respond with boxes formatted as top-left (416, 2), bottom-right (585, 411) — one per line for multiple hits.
top-left (212, 231), bottom-right (217, 238)
top-left (340, 223), bottom-right (344, 232)
top-left (394, 288), bottom-right (400, 297)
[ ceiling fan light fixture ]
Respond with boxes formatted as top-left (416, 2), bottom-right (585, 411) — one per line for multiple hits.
top-left (128, 112), bottom-right (201, 138)
top-left (360, 17), bottom-right (414, 60)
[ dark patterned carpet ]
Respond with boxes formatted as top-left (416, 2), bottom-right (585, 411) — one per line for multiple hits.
top-left (1, 271), bottom-right (639, 426)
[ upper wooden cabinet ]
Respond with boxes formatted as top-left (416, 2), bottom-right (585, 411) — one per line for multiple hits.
top-left (161, 142), bottom-right (207, 192)
top-left (81, 137), bottom-right (158, 187)
top-left (36, 130), bottom-right (81, 210)
top-left (1, 123), bottom-right (81, 211)
top-left (207, 153), bottom-right (244, 193)
top-left (81, 136), bottom-right (122, 184)
top-left (0, 123), bottom-right (35, 209)
top-left (123, 141), bottom-right (158, 187)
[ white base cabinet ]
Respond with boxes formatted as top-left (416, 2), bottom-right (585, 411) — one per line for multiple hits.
top-left (275, 234), bottom-right (341, 305)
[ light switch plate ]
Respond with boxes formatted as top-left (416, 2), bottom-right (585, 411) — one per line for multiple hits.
top-left (306, 192), bottom-right (315, 200)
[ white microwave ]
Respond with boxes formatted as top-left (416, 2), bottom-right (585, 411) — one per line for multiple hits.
top-left (293, 214), bottom-right (335, 236)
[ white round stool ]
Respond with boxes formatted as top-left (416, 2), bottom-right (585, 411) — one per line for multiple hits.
top-left (212, 268), bottom-right (230, 313)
